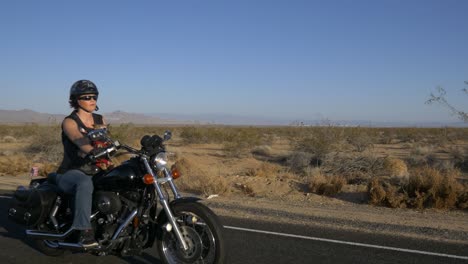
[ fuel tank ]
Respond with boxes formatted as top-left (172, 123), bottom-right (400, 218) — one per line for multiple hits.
top-left (93, 159), bottom-right (144, 191)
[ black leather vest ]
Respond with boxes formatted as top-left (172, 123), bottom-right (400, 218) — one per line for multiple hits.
top-left (57, 111), bottom-right (103, 174)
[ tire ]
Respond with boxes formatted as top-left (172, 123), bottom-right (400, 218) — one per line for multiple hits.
top-left (156, 202), bottom-right (226, 264)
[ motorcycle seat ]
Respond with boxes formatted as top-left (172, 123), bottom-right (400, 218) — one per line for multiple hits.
top-left (47, 173), bottom-right (59, 185)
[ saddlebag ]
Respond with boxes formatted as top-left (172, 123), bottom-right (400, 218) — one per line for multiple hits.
top-left (8, 184), bottom-right (58, 227)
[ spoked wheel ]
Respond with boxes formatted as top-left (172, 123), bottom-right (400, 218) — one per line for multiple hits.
top-left (157, 202), bottom-right (225, 264)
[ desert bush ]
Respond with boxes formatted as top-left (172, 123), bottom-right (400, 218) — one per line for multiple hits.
top-left (180, 127), bottom-right (213, 144)
top-left (448, 146), bottom-right (468, 172)
top-left (0, 155), bottom-right (30, 175)
top-left (251, 145), bottom-right (273, 156)
top-left (406, 144), bottom-right (438, 167)
top-left (382, 157), bottom-right (408, 179)
top-left (244, 162), bottom-right (282, 178)
top-left (287, 151), bottom-right (317, 175)
top-left (222, 128), bottom-right (262, 158)
top-left (234, 183), bottom-right (256, 197)
top-left (172, 157), bottom-right (229, 196)
top-left (367, 177), bottom-right (407, 208)
top-left (368, 167), bottom-right (467, 209)
top-left (24, 125), bottom-right (62, 163)
top-left (406, 167), bottom-right (463, 209)
top-left (108, 123), bottom-right (140, 144)
top-left (307, 174), bottom-right (346, 196)
top-left (345, 128), bottom-right (376, 152)
top-left (322, 152), bottom-right (385, 183)
top-left (2, 136), bottom-right (17, 143)
top-left (293, 126), bottom-right (346, 161)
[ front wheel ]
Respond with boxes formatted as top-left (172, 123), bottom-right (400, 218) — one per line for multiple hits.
top-left (156, 202), bottom-right (226, 264)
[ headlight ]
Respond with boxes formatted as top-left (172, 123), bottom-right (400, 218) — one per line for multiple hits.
top-left (152, 152), bottom-right (168, 170)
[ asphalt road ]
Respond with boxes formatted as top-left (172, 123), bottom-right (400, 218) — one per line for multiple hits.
top-left (0, 196), bottom-right (467, 264)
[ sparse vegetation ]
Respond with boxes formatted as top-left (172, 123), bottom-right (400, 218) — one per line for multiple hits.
top-left (368, 167), bottom-right (467, 209)
top-left (0, 124), bottom-right (467, 210)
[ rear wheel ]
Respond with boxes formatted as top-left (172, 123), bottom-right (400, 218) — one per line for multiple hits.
top-left (156, 202), bottom-right (225, 264)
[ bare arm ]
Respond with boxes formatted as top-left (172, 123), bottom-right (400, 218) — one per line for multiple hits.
top-left (62, 118), bottom-right (93, 155)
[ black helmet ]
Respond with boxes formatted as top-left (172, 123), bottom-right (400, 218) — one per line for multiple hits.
top-left (69, 80), bottom-right (99, 101)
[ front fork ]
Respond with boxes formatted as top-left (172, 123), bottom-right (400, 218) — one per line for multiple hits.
top-left (142, 157), bottom-right (189, 251)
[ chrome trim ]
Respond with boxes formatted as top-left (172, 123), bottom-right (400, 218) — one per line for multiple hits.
top-left (57, 242), bottom-right (99, 250)
top-left (26, 227), bottom-right (74, 240)
top-left (111, 209), bottom-right (137, 240)
top-left (49, 196), bottom-right (61, 230)
top-left (142, 157), bottom-right (188, 251)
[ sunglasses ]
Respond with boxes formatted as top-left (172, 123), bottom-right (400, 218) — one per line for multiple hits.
top-left (78, 95), bottom-right (98, 101)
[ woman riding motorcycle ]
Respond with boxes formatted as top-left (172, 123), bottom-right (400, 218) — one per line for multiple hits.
top-left (55, 80), bottom-right (105, 247)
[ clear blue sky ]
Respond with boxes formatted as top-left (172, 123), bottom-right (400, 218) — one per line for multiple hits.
top-left (1, 0), bottom-right (467, 123)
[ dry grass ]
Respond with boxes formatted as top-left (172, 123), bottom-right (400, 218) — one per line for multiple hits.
top-left (368, 167), bottom-right (467, 209)
top-left (382, 157), bottom-right (409, 179)
top-left (0, 155), bottom-right (30, 176)
top-left (307, 173), bottom-right (346, 196)
top-left (172, 157), bottom-right (229, 196)
top-left (1, 124), bottom-right (467, 210)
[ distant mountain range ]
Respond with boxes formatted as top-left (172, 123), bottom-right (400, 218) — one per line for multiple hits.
top-left (0, 109), bottom-right (190, 125)
top-left (0, 109), bottom-right (467, 127)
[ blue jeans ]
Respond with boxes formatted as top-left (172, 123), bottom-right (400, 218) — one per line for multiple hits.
top-left (56, 170), bottom-right (93, 230)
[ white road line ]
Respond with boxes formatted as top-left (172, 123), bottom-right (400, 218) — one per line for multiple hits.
top-left (0, 196), bottom-right (12, 199)
top-left (224, 225), bottom-right (468, 261)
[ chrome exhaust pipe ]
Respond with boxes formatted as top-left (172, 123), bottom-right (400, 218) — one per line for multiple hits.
top-left (57, 242), bottom-right (99, 250)
top-left (26, 228), bottom-right (74, 240)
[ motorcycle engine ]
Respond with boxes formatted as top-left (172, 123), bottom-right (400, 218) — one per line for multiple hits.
top-left (93, 191), bottom-right (122, 215)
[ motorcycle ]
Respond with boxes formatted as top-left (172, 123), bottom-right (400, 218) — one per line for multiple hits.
top-left (7, 129), bottom-right (226, 263)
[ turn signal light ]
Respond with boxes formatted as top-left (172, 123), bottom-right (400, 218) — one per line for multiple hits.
top-left (172, 168), bottom-right (181, 179)
top-left (143, 174), bottom-right (155, 185)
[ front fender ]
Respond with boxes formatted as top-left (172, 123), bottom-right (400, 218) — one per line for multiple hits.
top-left (156, 196), bottom-right (202, 221)
top-left (169, 196), bottom-right (202, 207)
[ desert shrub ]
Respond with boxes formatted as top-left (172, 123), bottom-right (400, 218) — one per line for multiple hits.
top-left (244, 162), bottom-right (282, 178)
top-left (234, 183), bottom-right (256, 197)
top-left (222, 128), bottom-right (262, 158)
top-left (0, 155), bottom-right (30, 175)
top-left (382, 157), bottom-right (408, 179)
top-left (368, 167), bottom-right (467, 209)
top-left (287, 151), bottom-right (317, 175)
top-left (378, 130), bottom-right (398, 144)
top-left (180, 126), bottom-right (245, 144)
top-left (448, 146), bottom-right (468, 172)
top-left (345, 128), bottom-right (376, 152)
top-left (293, 126), bottom-right (346, 161)
top-left (322, 152), bottom-right (385, 183)
top-left (108, 123), bottom-right (140, 143)
top-left (24, 125), bottom-right (62, 163)
top-left (180, 127), bottom-right (212, 144)
top-left (367, 177), bottom-right (407, 208)
top-left (172, 157), bottom-right (229, 196)
top-left (406, 167), bottom-right (462, 209)
top-left (251, 145), bottom-right (273, 156)
top-left (307, 174), bottom-right (346, 196)
top-left (405, 144), bottom-right (438, 167)
top-left (2, 136), bottom-right (17, 143)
